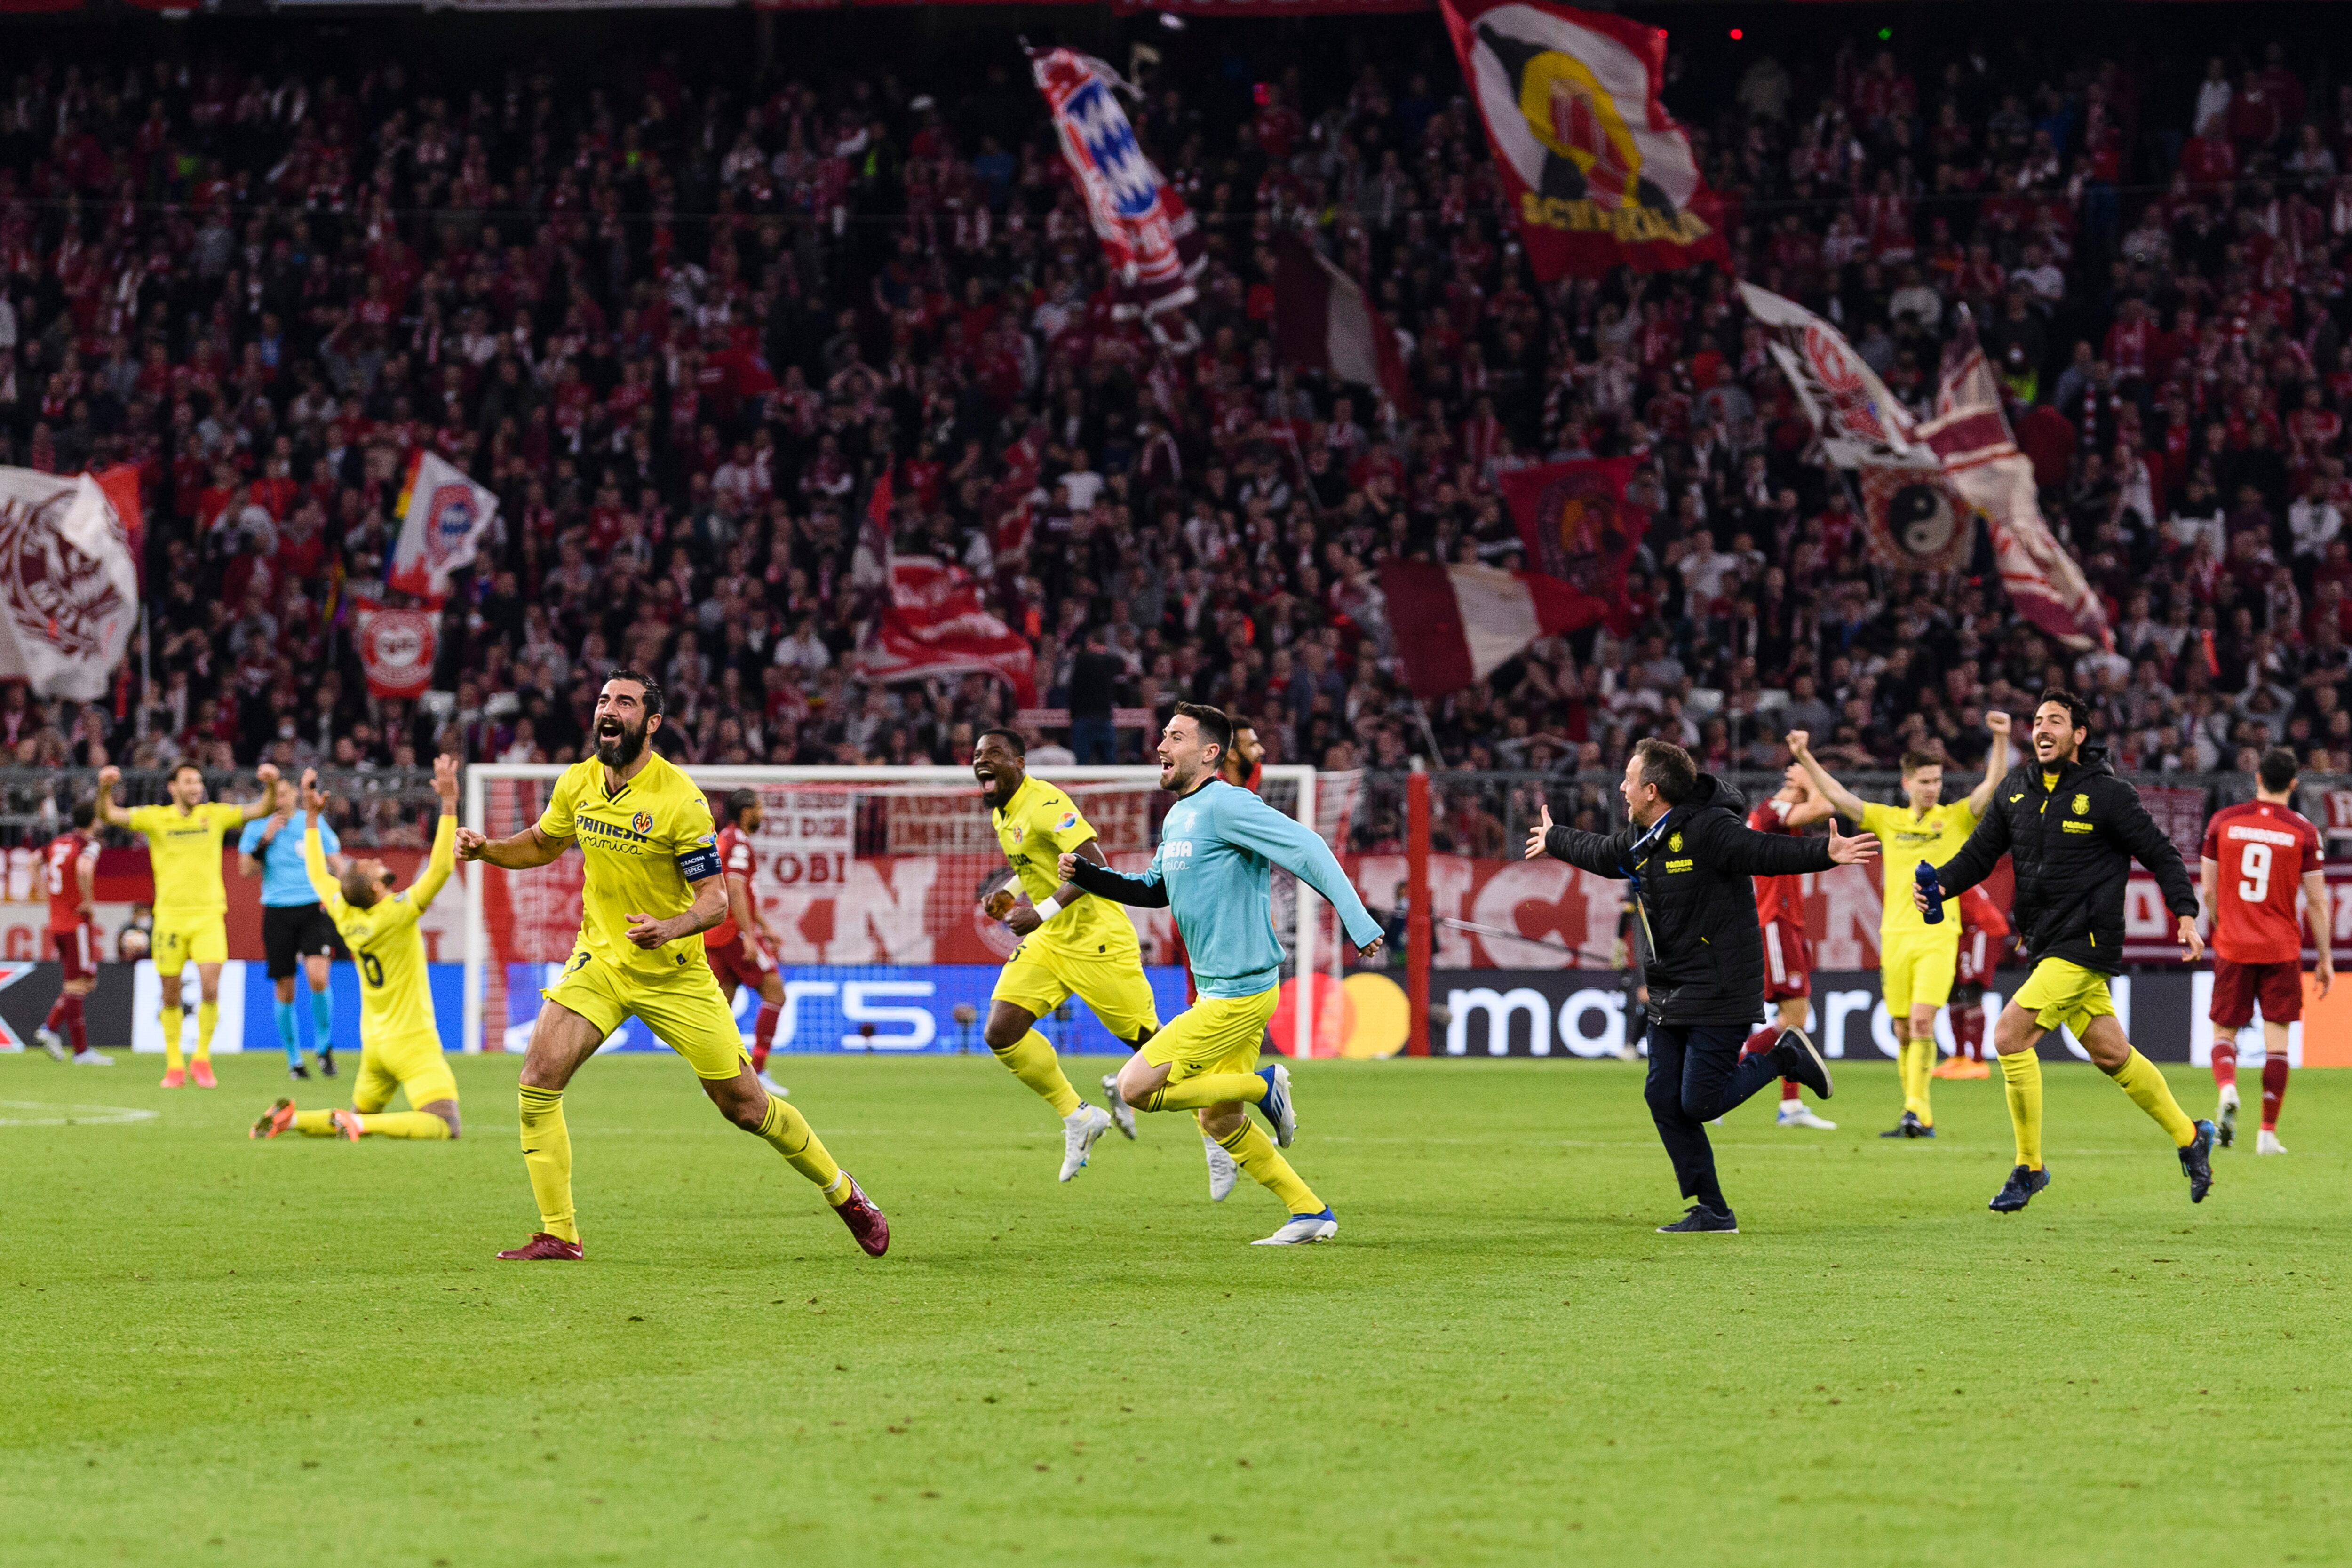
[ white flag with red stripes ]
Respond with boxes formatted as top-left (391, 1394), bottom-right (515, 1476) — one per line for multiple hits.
top-left (1378, 560), bottom-right (1607, 699)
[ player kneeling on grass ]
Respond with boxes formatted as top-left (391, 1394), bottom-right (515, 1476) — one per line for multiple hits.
top-left (1062, 703), bottom-right (1384, 1245)
top-left (251, 759), bottom-right (463, 1145)
top-left (2198, 746), bottom-right (2332, 1156)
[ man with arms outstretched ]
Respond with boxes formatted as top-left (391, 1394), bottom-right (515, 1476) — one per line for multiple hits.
top-left (456, 671), bottom-right (886, 1261)
top-left (1063, 703), bottom-right (1384, 1244)
top-left (1921, 689), bottom-right (2215, 1213)
top-left (96, 760), bottom-right (281, 1087)
top-left (251, 759), bottom-right (463, 1144)
top-left (1529, 739), bottom-right (1879, 1233)
top-left (1790, 712), bottom-right (2010, 1138)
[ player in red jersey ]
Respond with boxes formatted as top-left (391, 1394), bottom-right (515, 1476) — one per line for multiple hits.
top-left (2198, 748), bottom-right (2332, 1154)
top-left (1736, 763), bottom-right (1838, 1129)
top-left (36, 801), bottom-right (111, 1066)
top-left (705, 788), bottom-right (789, 1099)
top-left (1932, 885), bottom-right (2011, 1080)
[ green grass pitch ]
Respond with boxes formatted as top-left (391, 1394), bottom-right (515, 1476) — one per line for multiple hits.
top-left (4, 1051), bottom-right (2350, 1567)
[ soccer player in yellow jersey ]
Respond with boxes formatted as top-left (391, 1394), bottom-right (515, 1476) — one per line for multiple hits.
top-left (456, 671), bottom-right (886, 1261)
top-left (250, 758), bottom-right (464, 1145)
top-left (95, 759), bottom-right (281, 1089)
top-left (971, 728), bottom-right (1163, 1183)
top-left (1789, 711), bottom-right (2009, 1138)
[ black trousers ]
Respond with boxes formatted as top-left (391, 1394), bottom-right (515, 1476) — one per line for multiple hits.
top-left (1645, 1022), bottom-right (1786, 1211)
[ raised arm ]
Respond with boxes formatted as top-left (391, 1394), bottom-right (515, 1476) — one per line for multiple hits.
top-left (1219, 792), bottom-right (1384, 953)
top-left (1688, 808), bottom-right (1875, 876)
top-left (405, 756), bottom-right (461, 912)
top-left (296, 772), bottom-right (348, 921)
top-left (1965, 711), bottom-right (2013, 818)
top-left (240, 763), bottom-right (284, 822)
top-left (93, 765), bottom-right (131, 829)
top-left (1062, 851), bottom-right (1170, 909)
top-left (1786, 729), bottom-right (1868, 822)
top-left (1528, 803), bottom-right (1639, 880)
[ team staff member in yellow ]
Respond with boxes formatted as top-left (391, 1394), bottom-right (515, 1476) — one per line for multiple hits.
top-left (250, 758), bottom-right (464, 1143)
top-left (1790, 714), bottom-right (2009, 1138)
top-left (96, 759), bottom-right (282, 1088)
top-left (971, 727), bottom-right (1163, 1184)
top-left (456, 671), bottom-right (888, 1261)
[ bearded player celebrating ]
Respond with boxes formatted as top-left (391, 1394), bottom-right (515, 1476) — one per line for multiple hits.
top-left (2199, 747), bottom-right (2332, 1154)
top-left (457, 671), bottom-right (885, 1261)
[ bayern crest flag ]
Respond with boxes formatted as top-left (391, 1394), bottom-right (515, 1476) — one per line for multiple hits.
top-left (1442, 0), bottom-right (1731, 279)
top-left (0, 466), bottom-right (141, 701)
top-left (390, 452), bottom-right (498, 604)
top-left (354, 605), bottom-right (439, 700)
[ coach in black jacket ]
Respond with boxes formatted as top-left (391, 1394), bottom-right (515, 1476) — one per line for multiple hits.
top-left (1925, 689), bottom-right (2214, 1215)
top-left (1528, 738), bottom-right (1879, 1233)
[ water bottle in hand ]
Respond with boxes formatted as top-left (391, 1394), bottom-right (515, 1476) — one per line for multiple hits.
top-left (1916, 860), bottom-right (1945, 925)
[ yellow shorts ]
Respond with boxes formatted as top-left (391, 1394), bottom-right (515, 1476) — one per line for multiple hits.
top-left (151, 909), bottom-right (228, 978)
top-left (1882, 929), bottom-right (1959, 1015)
top-left (1143, 987), bottom-right (1279, 1086)
top-left (354, 1029), bottom-right (459, 1114)
top-left (991, 939), bottom-right (1160, 1043)
top-left (2012, 957), bottom-right (2116, 1037)
top-left (543, 948), bottom-right (750, 1080)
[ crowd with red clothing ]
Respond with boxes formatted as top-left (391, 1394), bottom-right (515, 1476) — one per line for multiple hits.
top-left (0, 13), bottom-right (2346, 840)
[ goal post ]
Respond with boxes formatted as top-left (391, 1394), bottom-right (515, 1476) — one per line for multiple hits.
top-left (460, 763), bottom-right (1349, 1061)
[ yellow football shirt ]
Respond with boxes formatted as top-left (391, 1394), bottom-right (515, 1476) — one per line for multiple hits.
top-left (306, 818), bottom-right (453, 1044)
top-left (992, 776), bottom-right (1140, 956)
top-left (537, 751), bottom-right (723, 982)
top-left (127, 802), bottom-right (246, 916)
top-left (1860, 800), bottom-right (1979, 936)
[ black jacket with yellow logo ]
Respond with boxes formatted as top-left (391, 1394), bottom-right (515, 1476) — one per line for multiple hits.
top-left (1544, 773), bottom-right (1834, 1025)
top-left (1934, 746), bottom-right (2197, 975)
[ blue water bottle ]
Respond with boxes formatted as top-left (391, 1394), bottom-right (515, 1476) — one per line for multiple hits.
top-left (1916, 860), bottom-right (1945, 925)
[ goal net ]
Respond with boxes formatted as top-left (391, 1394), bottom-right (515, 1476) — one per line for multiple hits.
top-left (461, 764), bottom-right (1361, 1061)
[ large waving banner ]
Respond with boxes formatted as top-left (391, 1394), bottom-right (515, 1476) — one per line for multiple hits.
top-left (1443, 0), bottom-right (1730, 279)
top-left (1030, 48), bottom-right (1205, 349)
top-left (0, 467), bottom-right (141, 700)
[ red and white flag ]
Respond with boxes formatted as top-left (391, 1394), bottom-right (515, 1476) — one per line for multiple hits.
top-left (1920, 309), bottom-right (2111, 651)
top-left (390, 452), bottom-right (497, 604)
top-left (858, 554), bottom-right (1039, 707)
top-left (1740, 283), bottom-right (1925, 469)
top-left (1273, 235), bottom-right (1419, 415)
top-left (354, 605), bottom-right (438, 699)
top-left (1378, 560), bottom-right (1609, 700)
top-left (1499, 455), bottom-right (1651, 634)
top-left (1443, 0), bottom-right (1731, 280)
top-left (0, 466), bottom-right (141, 700)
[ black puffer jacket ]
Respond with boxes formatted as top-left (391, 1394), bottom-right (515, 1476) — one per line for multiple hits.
top-left (1544, 774), bottom-right (1834, 1025)
top-left (1936, 745), bottom-right (2197, 975)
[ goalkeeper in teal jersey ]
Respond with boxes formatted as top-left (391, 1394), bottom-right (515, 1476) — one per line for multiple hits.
top-left (1065, 703), bottom-right (1384, 1245)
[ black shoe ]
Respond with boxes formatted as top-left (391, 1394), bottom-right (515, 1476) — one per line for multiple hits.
top-left (1656, 1203), bottom-right (1739, 1234)
top-left (318, 1050), bottom-right (337, 1079)
top-left (1879, 1110), bottom-right (1934, 1139)
top-left (287, 1064), bottom-right (311, 1082)
top-left (1772, 1027), bottom-right (1833, 1100)
top-left (2180, 1119), bottom-right (2216, 1203)
top-left (1988, 1164), bottom-right (2050, 1212)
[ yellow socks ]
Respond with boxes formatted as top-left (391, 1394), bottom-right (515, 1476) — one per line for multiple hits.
top-left (361, 1111), bottom-right (452, 1140)
top-left (195, 1000), bottom-right (218, 1060)
top-left (161, 1005), bottom-right (184, 1072)
top-left (1997, 1051), bottom-right (2044, 1170)
top-left (1218, 1122), bottom-right (1322, 1216)
top-left (517, 1085), bottom-right (579, 1243)
top-left (2108, 1049), bottom-right (2197, 1147)
top-left (292, 1108), bottom-right (338, 1137)
top-left (991, 1030), bottom-right (1082, 1118)
top-left (754, 1093), bottom-right (848, 1199)
top-left (1898, 1038), bottom-right (1934, 1124)
top-left (1142, 1072), bottom-right (1266, 1114)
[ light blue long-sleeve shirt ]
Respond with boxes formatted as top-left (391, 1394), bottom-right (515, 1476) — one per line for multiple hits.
top-left (239, 811), bottom-right (341, 908)
top-left (1088, 780), bottom-right (1382, 999)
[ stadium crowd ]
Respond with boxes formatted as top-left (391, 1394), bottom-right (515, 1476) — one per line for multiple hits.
top-left (0, 15), bottom-right (2350, 844)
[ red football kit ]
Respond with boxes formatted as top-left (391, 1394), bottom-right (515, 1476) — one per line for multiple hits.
top-left (2201, 799), bottom-right (2321, 1027)
top-left (1747, 797), bottom-right (1812, 1003)
top-left (43, 829), bottom-right (100, 979)
top-left (704, 821), bottom-right (783, 1074)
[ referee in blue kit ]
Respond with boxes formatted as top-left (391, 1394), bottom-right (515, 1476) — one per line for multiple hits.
top-left (239, 777), bottom-right (349, 1080)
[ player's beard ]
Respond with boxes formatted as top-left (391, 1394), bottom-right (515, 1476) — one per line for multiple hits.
top-left (596, 716), bottom-right (650, 769)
